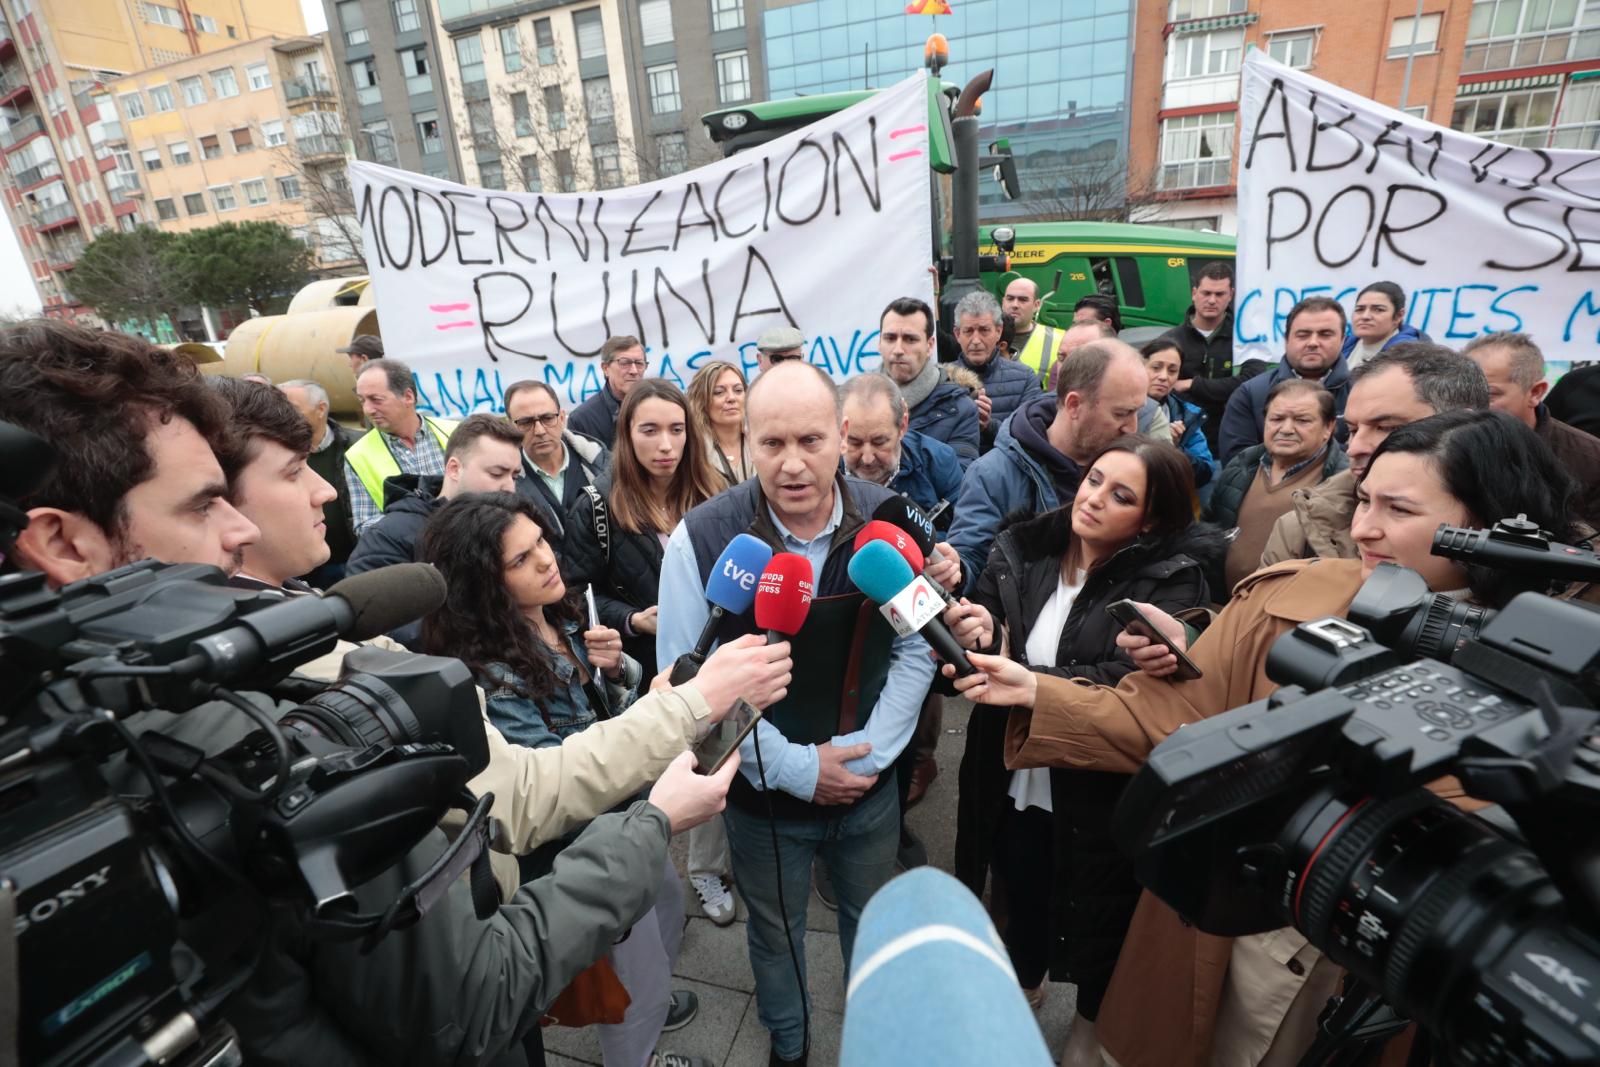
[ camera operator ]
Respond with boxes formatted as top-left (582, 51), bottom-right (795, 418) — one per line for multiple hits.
top-left (943, 409), bottom-right (1580, 1066)
top-left (0, 321), bottom-right (793, 1067)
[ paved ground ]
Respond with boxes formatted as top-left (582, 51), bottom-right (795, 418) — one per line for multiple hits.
top-left (543, 699), bottom-right (1080, 1067)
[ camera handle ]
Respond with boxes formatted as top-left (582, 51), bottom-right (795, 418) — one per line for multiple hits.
top-left (1295, 976), bottom-right (1411, 1067)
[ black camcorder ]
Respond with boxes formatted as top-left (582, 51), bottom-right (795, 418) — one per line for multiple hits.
top-left (1114, 519), bottom-right (1600, 1066)
top-left (0, 421), bottom-right (495, 1067)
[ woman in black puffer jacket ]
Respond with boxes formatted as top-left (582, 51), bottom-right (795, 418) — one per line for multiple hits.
top-left (944, 434), bottom-right (1227, 1067)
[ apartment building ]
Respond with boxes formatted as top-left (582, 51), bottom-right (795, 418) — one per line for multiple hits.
top-left (102, 34), bottom-right (359, 273)
top-left (0, 0), bottom-right (306, 319)
top-left (324, 0), bottom-right (464, 178)
top-left (1129, 0), bottom-right (1473, 233)
top-left (435, 0), bottom-right (642, 192)
top-left (1451, 0), bottom-right (1600, 150)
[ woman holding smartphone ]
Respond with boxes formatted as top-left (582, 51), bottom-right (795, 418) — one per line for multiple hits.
top-left (421, 492), bottom-right (714, 1067)
top-left (946, 410), bottom-right (1579, 1067)
top-left (942, 435), bottom-right (1224, 1067)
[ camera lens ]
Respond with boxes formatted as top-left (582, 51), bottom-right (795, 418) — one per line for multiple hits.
top-left (1285, 785), bottom-right (1548, 1014)
top-left (279, 673), bottom-right (426, 751)
top-left (1408, 595), bottom-right (1493, 661)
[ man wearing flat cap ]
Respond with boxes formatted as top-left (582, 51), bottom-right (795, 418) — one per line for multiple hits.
top-left (755, 326), bottom-right (805, 375)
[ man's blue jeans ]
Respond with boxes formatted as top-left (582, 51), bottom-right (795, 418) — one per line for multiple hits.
top-left (722, 783), bottom-right (901, 1061)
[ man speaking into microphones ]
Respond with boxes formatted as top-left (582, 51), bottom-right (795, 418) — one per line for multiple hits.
top-left (658, 361), bottom-right (936, 1067)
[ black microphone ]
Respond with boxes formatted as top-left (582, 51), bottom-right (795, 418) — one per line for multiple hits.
top-left (871, 495), bottom-right (961, 600)
top-left (186, 563), bottom-right (448, 682)
top-left (669, 533), bottom-right (775, 684)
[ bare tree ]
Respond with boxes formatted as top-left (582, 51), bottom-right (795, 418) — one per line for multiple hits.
top-left (1010, 152), bottom-right (1166, 224)
top-left (267, 141), bottom-right (365, 269)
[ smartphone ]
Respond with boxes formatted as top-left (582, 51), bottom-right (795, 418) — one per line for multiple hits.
top-left (693, 698), bottom-right (763, 774)
top-left (1105, 599), bottom-right (1203, 682)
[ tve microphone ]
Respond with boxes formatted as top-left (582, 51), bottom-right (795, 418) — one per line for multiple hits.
top-left (754, 552), bottom-right (814, 642)
top-left (669, 533), bottom-right (774, 683)
top-left (186, 563), bottom-right (449, 682)
top-left (847, 540), bottom-right (975, 677)
top-left (867, 500), bottom-right (959, 606)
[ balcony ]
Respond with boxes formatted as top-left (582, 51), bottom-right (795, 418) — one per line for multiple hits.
top-left (0, 18), bottom-right (13, 60)
top-left (12, 157), bottom-right (61, 187)
top-left (31, 201), bottom-right (78, 231)
top-left (46, 237), bottom-right (85, 269)
top-left (1158, 158), bottom-right (1232, 192)
top-left (284, 75), bottom-right (336, 103)
top-left (107, 170), bottom-right (141, 200)
top-left (1, 113), bottom-right (45, 150)
top-left (1461, 27), bottom-right (1600, 75)
top-left (296, 133), bottom-right (344, 159)
top-left (97, 118), bottom-right (124, 144)
top-left (0, 72), bottom-right (30, 107)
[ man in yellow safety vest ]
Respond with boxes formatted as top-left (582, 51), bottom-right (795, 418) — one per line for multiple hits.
top-left (343, 357), bottom-right (458, 533)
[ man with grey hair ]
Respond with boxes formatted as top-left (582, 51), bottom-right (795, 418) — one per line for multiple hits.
top-left (947, 339), bottom-right (1152, 591)
top-left (839, 373), bottom-right (963, 523)
top-left (1261, 342), bottom-right (1491, 565)
top-left (1464, 331), bottom-right (1600, 524)
top-left (569, 334), bottom-right (648, 446)
top-left (953, 289), bottom-right (1037, 452)
top-left (754, 324), bottom-right (806, 375)
top-left (280, 377), bottom-right (361, 582)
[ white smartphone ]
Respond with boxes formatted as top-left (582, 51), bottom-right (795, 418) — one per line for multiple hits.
top-left (584, 586), bottom-right (600, 630)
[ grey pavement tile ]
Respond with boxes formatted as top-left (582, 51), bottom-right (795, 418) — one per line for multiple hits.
top-left (726, 1002), bottom-right (843, 1067)
top-left (676, 915), bottom-right (758, 993)
top-left (543, 1052), bottom-right (592, 1067)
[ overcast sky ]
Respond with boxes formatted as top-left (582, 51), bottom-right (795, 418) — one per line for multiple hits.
top-left (0, 0), bottom-right (330, 317)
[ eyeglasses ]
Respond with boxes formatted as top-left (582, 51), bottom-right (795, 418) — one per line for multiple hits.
top-left (512, 412), bottom-right (563, 430)
top-left (609, 357), bottom-right (648, 371)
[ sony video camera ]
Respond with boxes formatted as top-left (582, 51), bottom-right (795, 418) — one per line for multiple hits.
top-left (0, 421), bottom-right (494, 1067)
top-left (1113, 519), bottom-right (1600, 1067)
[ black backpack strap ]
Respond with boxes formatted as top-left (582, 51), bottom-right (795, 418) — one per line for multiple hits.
top-left (581, 484), bottom-right (609, 564)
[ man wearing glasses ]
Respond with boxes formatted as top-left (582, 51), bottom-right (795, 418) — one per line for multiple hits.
top-left (569, 334), bottom-right (649, 447)
top-left (506, 378), bottom-right (611, 549)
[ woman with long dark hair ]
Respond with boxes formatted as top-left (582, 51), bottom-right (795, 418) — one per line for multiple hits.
top-left (562, 378), bottom-right (738, 927)
top-left (686, 359), bottom-right (751, 483)
top-left (942, 435), bottom-right (1225, 1067)
top-left (1343, 280), bottom-right (1423, 368)
top-left (946, 410), bottom-right (1579, 1067)
top-left (420, 492), bottom-right (708, 1067)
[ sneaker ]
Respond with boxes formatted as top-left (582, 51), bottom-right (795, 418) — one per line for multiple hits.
top-left (661, 990), bottom-right (698, 1032)
top-left (650, 1053), bottom-right (711, 1067)
top-left (812, 856), bottom-right (837, 911)
top-left (769, 1045), bottom-right (809, 1066)
top-left (690, 873), bottom-right (736, 926)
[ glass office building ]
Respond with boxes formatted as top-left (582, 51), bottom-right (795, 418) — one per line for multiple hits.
top-left (762, 0), bottom-right (1133, 217)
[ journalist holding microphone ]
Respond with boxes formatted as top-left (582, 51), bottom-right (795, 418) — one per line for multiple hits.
top-left (0, 322), bottom-right (794, 1067)
top-left (945, 409), bottom-right (1581, 1066)
top-left (656, 360), bottom-right (936, 1067)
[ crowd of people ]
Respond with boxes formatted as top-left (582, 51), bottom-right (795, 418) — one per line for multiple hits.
top-left (2, 258), bottom-right (1598, 1067)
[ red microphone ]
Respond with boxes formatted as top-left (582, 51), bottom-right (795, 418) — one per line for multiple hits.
top-left (754, 552), bottom-right (814, 642)
top-left (854, 520), bottom-right (925, 574)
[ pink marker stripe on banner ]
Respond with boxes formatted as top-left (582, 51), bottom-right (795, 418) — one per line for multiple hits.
top-left (888, 150), bottom-right (923, 163)
top-left (889, 125), bottom-right (927, 138)
top-left (430, 302), bottom-right (472, 312)
top-left (435, 321), bottom-right (476, 330)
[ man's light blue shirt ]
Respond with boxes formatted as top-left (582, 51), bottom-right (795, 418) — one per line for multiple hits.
top-left (657, 486), bottom-right (935, 802)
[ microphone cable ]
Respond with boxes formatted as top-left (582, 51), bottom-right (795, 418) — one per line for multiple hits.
top-left (752, 726), bottom-right (810, 1062)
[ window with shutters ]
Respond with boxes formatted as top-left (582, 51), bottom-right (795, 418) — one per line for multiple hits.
top-left (456, 35), bottom-right (486, 84)
top-left (231, 127), bottom-right (253, 152)
top-left (337, 1), bottom-right (368, 47)
top-left (168, 140), bottom-right (191, 165)
top-left (574, 9), bottom-right (605, 60)
top-left (200, 134), bottom-right (221, 159)
top-left (402, 46), bottom-right (430, 94)
top-left (262, 120), bottom-right (286, 147)
top-left (393, 0), bottom-right (420, 32)
top-left (534, 18), bottom-right (556, 64)
top-left (639, 0), bottom-right (673, 45)
top-left (416, 110), bottom-right (442, 154)
top-left (246, 63), bottom-right (271, 91)
top-left (141, 147), bottom-right (163, 171)
top-left (350, 60), bottom-right (380, 106)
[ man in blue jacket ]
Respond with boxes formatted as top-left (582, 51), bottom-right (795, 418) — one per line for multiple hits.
top-left (946, 340), bottom-right (1150, 592)
top-left (1217, 296), bottom-right (1351, 465)
top-left (880, 296), bottom-right (981, 469)
top-left (840, 373), bottom-right (963, 518)
top-left (951, 290), bottom-right (1037, 453)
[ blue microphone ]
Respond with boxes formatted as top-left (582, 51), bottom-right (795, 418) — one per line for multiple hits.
top-left (841, 868), bottom-right (1052, 1067)
top-left (848, 540), bottom-right (974, 676)
top-left (669, 532), bottom-right (774, 684)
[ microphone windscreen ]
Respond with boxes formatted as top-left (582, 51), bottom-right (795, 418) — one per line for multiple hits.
top-left (754, 552), bottom-right (814, 636)
top-left (847, 540), bottom-right (915, 605)
top-left (705, 532), bottom-right (775, 614)
top-left (326, 563), bottom-right (448, 641)
top-left (871, 496), bottom-right (935, 555)
top-left (854, 520), bottom-right (925, 574)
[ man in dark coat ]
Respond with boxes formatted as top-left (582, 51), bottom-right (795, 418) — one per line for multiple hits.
top-left (951, 289), bottom-right (1037, 452)
top-left (567, 335), bottom-right (647, 447)
top-left (880, 295), bottom-right (982, 468)
top-left (1217, 296), bottom-right (1352, 464)
top-left (505, 378), bottom-right (610, 550)
top-left (1156, 261), bottom-right (1238, 453)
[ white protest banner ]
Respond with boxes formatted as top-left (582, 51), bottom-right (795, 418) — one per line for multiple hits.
top-left (1237, 51), bottom-right (1600, 374)
top-left (349, 74), bottom-right (933, 416)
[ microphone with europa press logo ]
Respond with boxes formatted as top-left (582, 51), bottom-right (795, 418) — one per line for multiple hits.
top-left (754, 552), bottom-right (814, 643)
top-left (869, 497), bottom-right (960, 602)
top-left (847, 540), bottom-right (975, 677)
top-left (669, 533), bottom-right (774, 684)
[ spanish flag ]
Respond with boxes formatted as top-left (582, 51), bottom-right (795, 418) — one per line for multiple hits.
top-left (905, 0), bottom-right (953, 13)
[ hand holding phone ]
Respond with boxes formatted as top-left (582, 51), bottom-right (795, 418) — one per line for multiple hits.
top-left (1106, 599), bottom-right (1203, 682)
top-left (693, 698), bottom-right (763, 774)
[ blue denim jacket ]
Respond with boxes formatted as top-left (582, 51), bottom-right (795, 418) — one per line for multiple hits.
top-left (481, 620), bottom-right (642, 750)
